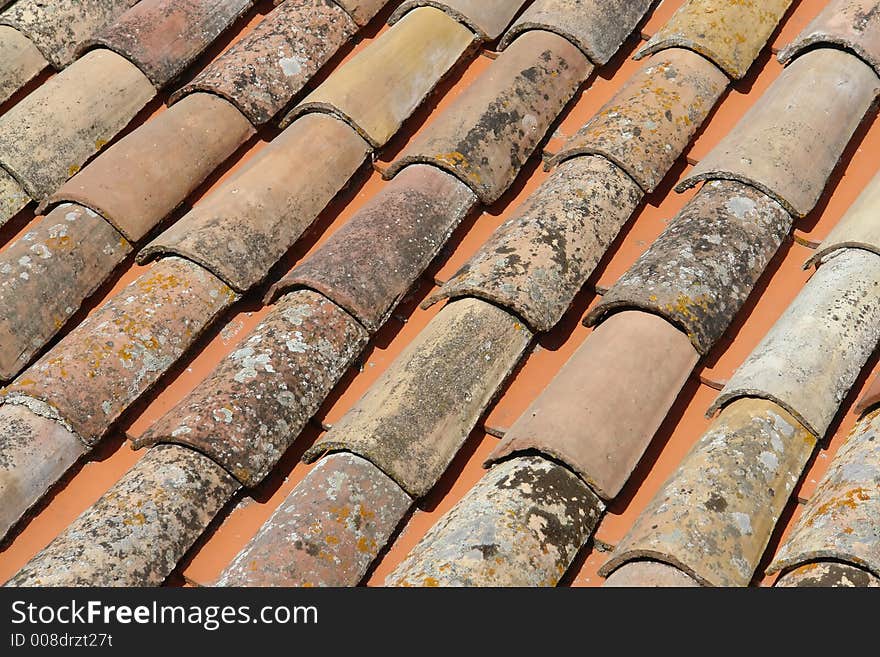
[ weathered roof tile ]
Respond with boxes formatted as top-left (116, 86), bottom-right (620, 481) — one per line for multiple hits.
top-left (679, 49), bottom-right (880, 218)
top-left (6, 444), bottom-right (239, 587)
top-left (425, 155), bottom-right (643, 332)
top-left (856, 369), bottom-right (880, 414)
top-left (217, 453), bottom-right (411, 586)
top-left (779, 0), bottom-right (880, 77)
top-left (586, 180), bottom-right (793, 355)
top-left (84, 0), bottom-right (255, 88)
top-left (636, 0), bottom-right (793, 79)
top-left (4, 257), bottom-right (238, 445)
top-left (49, 93), bottom-right (255, 243)
top-left (386, 456), bottom-right (603, 586)
top-left (389, 0), bottom-right (527, 41)
top-left (0, 25), bottom-right (48, 106)
top-left (0, 167), bottom-right (30, 228)
top-left (0, 404), bottom-right (86, 540)
top-left (805, 169), bottom-right (880, 268)
top-left (709, 248), bottom-right (880, 438)
top-left (327, 0), bottom-right (389, 27)
top-left (775, 562), bottom-right (880, 587)
top-left (303, 298), bottom-right (532, 498)
top-left (138, 114), bottom-right (370, 292)
top-left (551, 48), bottom-right (728, 193)
top-left (0, 0), bottom-right (138, 68)
top-left (174, 0), bottom-right (359, 126)
top-left (283, 7), bottom-right (476, 147)
top-left (136, 290), bottom-right (369, 487)
top-left (385, 29), bottom-right (592, 203)
top-left (768, 408), bottom-right (880, 579)
top-left (0, 203), bottom-right (132, 382)
top-left (268, 165), bottom-right (478, 332)
top-left (603, 561), bottom-right (701, 587)
top-left (499, 0), bottom-right (655, 65)
top-left (600, 398), bottom-right (816, 587)
top-left (0, 48), bottom-right (155, 201)
top-left (488, 311), bottom-right (699, 501)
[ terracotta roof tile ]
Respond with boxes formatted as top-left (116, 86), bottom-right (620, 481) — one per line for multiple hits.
top-left (779, 0), bottom-right (880, 74)
top-left (4, 257), bottom-right (238, 447)
top-left (386, 456), bottom-right (603, 586)
top-left (327, 0), bottom-right (391, 27)
top-left (283, 6), bottom-right (477, 147)
top-left (0, 0), bottom-right (138, 69)
top-left (136, 290), bottom-right (369, 487)
top-left (709, 249), bottom-right (880, 438)
top-left (48, 92), bottom-right (256, 243)
top-left (551, 48), bottom-right (727, 193)
top-left (681, 49), bottom-right (880, 217)
top-left (389, 0), bottom-right (527, 41)
top-left (7, 444), bottom-right (239, 587)
top-left (139, 114), bottom-right (371, 292)
top-left (499, 0), bottom-right (655, 65)
top-left (425, 155), bottom-right (643, 332)
top-left (385, 29), bottom-right (593, 203)
top-left (84, 0), bottom-right (256, 88)
top-left (0, 166), bottom-right (30, 228)
top-left (173, 0), bottom-right (359, 126)
top-left (0, 25), bottom-right (48, 106)
top-left (603, 560), bottom-right (701, 587)
top-left (268, 165), bottom-right (479, 332)
top-left (636, 0), bottom-right (794, 79)
top-left (0, 404), bottom-right (86, 540)
top-left (600, 398), bottom-right (816, 587)
top-left (217, 453), bottom-right (411, 587)
top-left (303, 298), bottom-right (532, 498)
top-left (775, 561), bottom-right (880, 587)
top-left (586, 180), bottom-right (793, 355)
top-left (768, 408), bottom-right (880, 578)
top-left (487, 311), bottom-right (698, 501)
top-left (0, 48), bottom-right (155, 202)
top-left (0, 203), bottom-right (132, 381)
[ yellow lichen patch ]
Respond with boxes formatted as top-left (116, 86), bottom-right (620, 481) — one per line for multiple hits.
top-left (95, 138), bottom-right (109, 150)
top-left (356, 536), bottom-right (374, 554)
top-left (808, 487), bottom-right (872, 525)
top-left (123, 512), bottom-right (146, 526)
top-left (423, 577), bottom-right (439, 587)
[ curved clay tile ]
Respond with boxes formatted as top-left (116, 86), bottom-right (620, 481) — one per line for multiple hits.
top-left (424, 155), bottom-right (643, 332)
top-left (708, 248), bottom-right (880, 438)
top-left (499, 0), bottom-right (655, 65)
top-left (138, 114), bottom-right (370, 293)
top-left (856, 370), bottom-right (880, 414)
top-left (768, 409), bottom-right (880, 580)
top-left (0, 25), bottom-right (47, 106)
top-left (635, 0), bottom-right (793, 80)
top-left (0, 203), bottom-right (132, 382)
top-left (551, 48), bottom-right (728, 193)
top-left (603, 561), bottom-right (700, 587)
top-left (217, 453), bottom-right (411, 587)
top-left (678, 49), bottom-right (880, 218)
top-left (0, 167), bottom-right (29, 228)
top-left (303, 298), bottom-right (532, 498)
top-left (775, 562), bottom-right (880, 587)
top-left (389, 0), bottom-right (527, 41)
top-left (0, 0), bottom-right (138, 68)
top-left (49, 93), bottom-right (255, 243)
top-left (173, 0), bottom-right (359, 126)
top-left (0, 48), bottom-right (155, 201)
top-left (585, 180), bottom-right (793, 355)
top-left (779, 0), bottom-right (880, 77)
top-left (83, 0), bottom-right (255, 88)
top-left (135, 290), bottom-right (369, 487)
top-left (326, 0), bottom-right (390, 27)
top-left (6, 445), bottom-right (239, 587)
top-left (487, 311), bottom-right (699, 501)
top-left (283, 7), bottom-right (476, 147)
top-left (268, 165), bottom-right (478, 332)
top-left (0, 404), bottom-right (86, 541)
top-left (3, 257), bottom-right (238, 446)
top-left (805, 169), bottom-right (880, 269)
top-left (384, 29), bottom-right (592, 204)
top-left (600, 398), bottom-right (816, 587)
top-left (385, 456), bottom-right (603, 587)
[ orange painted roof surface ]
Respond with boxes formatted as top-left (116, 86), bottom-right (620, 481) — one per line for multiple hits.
top-left (1, 0), bottom-right (878, 587)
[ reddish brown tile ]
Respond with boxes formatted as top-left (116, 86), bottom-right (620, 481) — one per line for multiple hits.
top-left (389, 0), bottom-right (527, 41)
top-left (775, 561), bottom-right (880, 587)
top-left (603, 560), bottom-right (700, 587)
top-left (0, 25), bottom-right (47, 106)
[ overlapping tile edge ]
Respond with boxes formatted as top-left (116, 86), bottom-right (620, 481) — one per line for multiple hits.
top-left (5, 0), bottom-right (880, 588)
